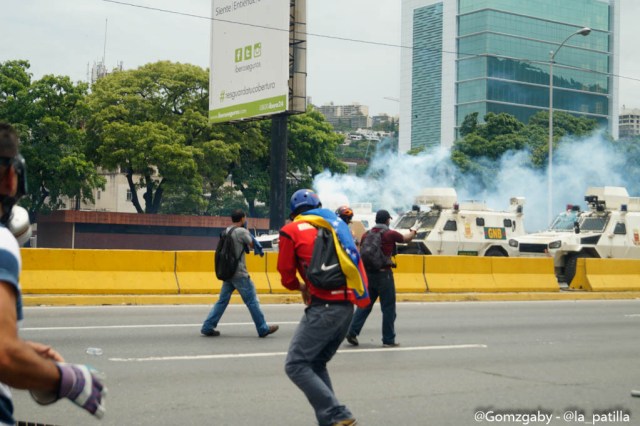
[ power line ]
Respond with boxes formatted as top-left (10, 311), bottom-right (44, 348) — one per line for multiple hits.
top-left (100, 0), bottom-right (640, 85)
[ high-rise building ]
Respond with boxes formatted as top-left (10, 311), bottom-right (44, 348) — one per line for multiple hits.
top-left (400, 0), bottom-right (619, 152)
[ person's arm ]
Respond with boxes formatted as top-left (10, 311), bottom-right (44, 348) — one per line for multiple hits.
top-left (238, 227), bottom-right (254, 249)
top-left (0, 282), bottom-right (107, 418)
top-left (277, 230), bottom-right (302, 291)
top-left (0, 282), bottom-right (60, 391)
top-left (402, 228), bottom-right (417, 243)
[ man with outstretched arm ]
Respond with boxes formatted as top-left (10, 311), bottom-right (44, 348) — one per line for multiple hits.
top-left (346, 209), bottom-right (416, 348)
top-left (0, 123), bottom-right (106, 425)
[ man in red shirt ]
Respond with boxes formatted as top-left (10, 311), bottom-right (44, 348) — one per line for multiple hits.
top-left (278, 189), bottom-right (363, 426)
top-left (346, 209), bottom-right (416, 347)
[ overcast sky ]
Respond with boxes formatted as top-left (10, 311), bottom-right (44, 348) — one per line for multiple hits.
top-left (2, 0), bottom-right (640, 117)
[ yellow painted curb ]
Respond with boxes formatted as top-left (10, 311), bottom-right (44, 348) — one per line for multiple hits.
top-left (22, 291), bottom-right (640, 306)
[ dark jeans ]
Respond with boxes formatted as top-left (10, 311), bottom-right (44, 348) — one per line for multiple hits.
top-left (285, 302), bottom-right (354, 426)
top-left (348, 269), bottom-right (397, 345)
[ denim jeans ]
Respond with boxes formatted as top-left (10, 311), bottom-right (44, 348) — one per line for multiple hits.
top-left (285, 303), bottom-right (354, 426)
top-left (348, 269), bottom-right (397, 345)
top-left (201, 275), bottom-right (270, 336)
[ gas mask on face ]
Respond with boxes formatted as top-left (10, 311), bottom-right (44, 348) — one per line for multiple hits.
top-left (0, 155), bottom-right (30, 245)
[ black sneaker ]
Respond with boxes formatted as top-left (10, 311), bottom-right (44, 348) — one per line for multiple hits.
top-left (201, 329), bottom-right (220, 337)
top-left (382, 342), bottom-right (400, 348)
top-left (346, 334), bottom-right (359, 346)
top-left (259, 325), bottom-right (279, 338)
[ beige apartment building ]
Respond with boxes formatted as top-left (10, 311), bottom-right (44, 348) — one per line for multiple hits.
top-left (619, 107), bottom-right (640, 138)
top-left (61, 169), bottom-right (146, 213)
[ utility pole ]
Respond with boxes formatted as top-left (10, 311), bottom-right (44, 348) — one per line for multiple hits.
top-left (269, 114), bottom-right (288, 230)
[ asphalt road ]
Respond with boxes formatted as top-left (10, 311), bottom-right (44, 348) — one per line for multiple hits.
top-left (12, 300), bottom-right (640, 426)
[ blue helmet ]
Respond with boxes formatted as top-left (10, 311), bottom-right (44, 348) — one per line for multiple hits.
top-left (290, 189), bottom-right (321, 212)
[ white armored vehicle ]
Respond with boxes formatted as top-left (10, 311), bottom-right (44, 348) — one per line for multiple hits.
top-left (508, 187), bottom-right (640, 283)
top-left (392, 188), bottom-right (526, 256)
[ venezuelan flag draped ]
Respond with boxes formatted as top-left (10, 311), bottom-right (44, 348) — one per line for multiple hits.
top-left (295, 208), bottom-right (370, 307)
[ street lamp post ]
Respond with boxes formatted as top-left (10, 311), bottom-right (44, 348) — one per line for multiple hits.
top-left (548, 27), bottom-right (591, 225)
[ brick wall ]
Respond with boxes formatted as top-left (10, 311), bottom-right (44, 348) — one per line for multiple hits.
top-left (36, 211), bottom-right (271, 250)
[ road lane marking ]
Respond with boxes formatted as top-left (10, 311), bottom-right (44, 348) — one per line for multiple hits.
top-left (624, 314), bottom-right (640, 317)
top-left (21, 321), bottom-right (300, 331)
top-left (109, 344), bottom-right (487, 362)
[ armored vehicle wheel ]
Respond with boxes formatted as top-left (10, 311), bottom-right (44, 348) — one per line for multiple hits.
top-left (484, 247), bottom-right (507, 257)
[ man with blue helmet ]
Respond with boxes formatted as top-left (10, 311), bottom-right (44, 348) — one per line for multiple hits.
top-left (278, 189), bottom-right (367, 426)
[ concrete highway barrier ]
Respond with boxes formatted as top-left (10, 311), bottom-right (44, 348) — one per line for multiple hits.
top-left (393, 255), bottom-right (428, 292)
top-left (570, 258), bottom-right (640, 291)
top-left (491, 257), bottom-right (558, 292)
top-left (425, 256), bottom-right (494, 292)
top-left (22, 249), bottom-right (630, 296)
top-left (245, 253), bottom-right (271, 294)
top-left (21, 249), bottom-right (178, 294)
top-left (175, 251), bottom-right (217, 294)
top-left (425, 256), bottom-right (558, 292)
top-left (265, 252), bottom-right (288, 294)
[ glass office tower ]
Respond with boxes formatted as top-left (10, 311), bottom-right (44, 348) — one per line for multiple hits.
top-left (399, 0), bottom-right (619, 152)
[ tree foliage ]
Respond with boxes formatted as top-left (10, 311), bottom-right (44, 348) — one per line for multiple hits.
top-left (2, 60), bottom-right (358, 217)
top-left (452, 110), bottom-right (599, 191)
top-left (287, 108), bottom-right (348, 188)
top-left (85, 61), bottom-right (238, 214)
top-left (0, 60), bottom-right (105, 219)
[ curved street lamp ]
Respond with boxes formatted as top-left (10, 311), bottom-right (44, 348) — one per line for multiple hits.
top-left (548, 27), bottom-right (591, 226)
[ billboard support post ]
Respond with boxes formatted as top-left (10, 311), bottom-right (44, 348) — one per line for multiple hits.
top-left (269, 114), bottom-right (288, 230)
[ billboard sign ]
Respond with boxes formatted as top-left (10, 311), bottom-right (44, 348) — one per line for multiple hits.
top-left (209, 0), bottom-right (290, 123)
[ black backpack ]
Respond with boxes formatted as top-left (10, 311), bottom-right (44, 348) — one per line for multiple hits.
top-left (215, 227), bottom-right (240, 281)
top-left (360, 230), bottom-right (391, 271)
top-left (306, 227), bottom-right (347, 290)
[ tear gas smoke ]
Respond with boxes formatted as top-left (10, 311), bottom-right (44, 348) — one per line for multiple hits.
top-left (314, 133), bottom-right (630, 232)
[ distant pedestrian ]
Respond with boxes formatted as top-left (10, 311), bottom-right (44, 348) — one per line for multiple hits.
top-left (201, 209), bottom-right (278, 338)
top-left (346, 209), bottom-right (416, 347)
top-left (0, 123), bottom-right (107, 424)
top-left (278, 189), bottom-right (370, 426)
top-left (336, 205), bottom-right (359, 247)
top-left (335, 205), bottom-right (354, 225)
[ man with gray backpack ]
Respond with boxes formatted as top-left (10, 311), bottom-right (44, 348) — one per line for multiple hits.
top-left (346, 209), bottom-right (416, 348)
top-left (200, 209), bottom-right (278, 338)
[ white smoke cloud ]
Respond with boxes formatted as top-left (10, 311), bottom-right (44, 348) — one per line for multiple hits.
top-left (314, 133), bottom-right (631, 233)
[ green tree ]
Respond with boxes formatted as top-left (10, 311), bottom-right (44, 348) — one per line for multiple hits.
top-left (528, 110), bottom-right (598, 138)
top-left (525, 111), bottom-right (598, 167)
top-left (451, 110), bottom-right (600, 191)
top-left (477, 112), bottom-right (525, 141)
top-left (0, 60), bottom-right (105, 219)
top-left (287, 108), bottom-right (348, 188)
top-left (220, 120), bottom-right (269, 218)
top-left (459, 112), bottom-right (479, 137)
top-left (85, 61), bottom-right (238, 214)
